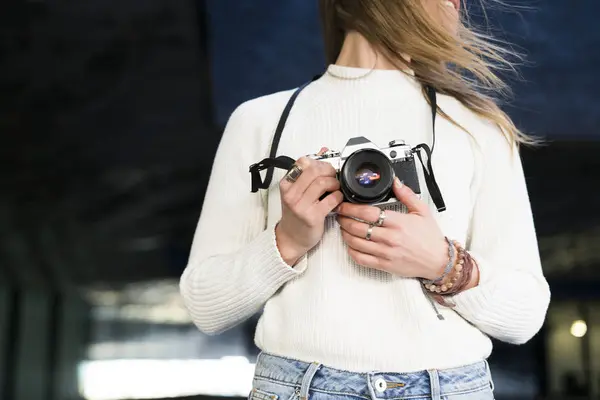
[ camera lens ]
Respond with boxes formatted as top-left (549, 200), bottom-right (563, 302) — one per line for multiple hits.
top-left (354, 163), bottom-right (381, 188)
top-left (340, 149), bottom-right (394, 204)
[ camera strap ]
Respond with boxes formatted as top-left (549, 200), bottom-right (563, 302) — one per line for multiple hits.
top-left (248, 76), bottom-right (446, 212)
top-left (249, 155), bottom-right (295, 193)
top-left (412, 85), bottom-right (446, 212)
top-left (249, 75), bottom-right (322, 193)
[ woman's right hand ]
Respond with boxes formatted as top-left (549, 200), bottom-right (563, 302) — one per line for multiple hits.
top-left (275, 152), bottom-right (344, 266)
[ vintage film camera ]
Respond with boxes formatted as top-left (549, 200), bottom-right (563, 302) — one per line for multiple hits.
top-left (308, 136), bottom-right (421, 206)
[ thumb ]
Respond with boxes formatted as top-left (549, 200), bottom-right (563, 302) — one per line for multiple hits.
top-left (393, 178), bottom-right (429, 215)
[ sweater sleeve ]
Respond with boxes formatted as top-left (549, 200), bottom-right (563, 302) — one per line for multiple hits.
top-left (179, 100), bottom-right (306, 336)
top-left (451, 128), bottom-right (551, 345)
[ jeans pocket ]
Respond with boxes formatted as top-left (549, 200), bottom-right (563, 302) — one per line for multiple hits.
top-left (250, 388), bottom-right (280, 400)
top-left (442, 385), bottom-right (494, 400)
top-left (250, 379), bottom-right (299, 400)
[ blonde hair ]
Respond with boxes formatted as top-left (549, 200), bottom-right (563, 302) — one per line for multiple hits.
top-left (319, 0), bottom-right (537, 146)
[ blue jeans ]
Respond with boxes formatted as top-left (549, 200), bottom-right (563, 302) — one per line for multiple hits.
top-left (250, 353), bottom-right (495, 400)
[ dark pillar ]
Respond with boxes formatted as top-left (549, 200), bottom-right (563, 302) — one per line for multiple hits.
top-left (1, 288), bottom-right (90, 400)
top-left (0, 286), bottom-right (14, 399)
top-left (13, 289), bottom-right (53, 400)
top-left (52, 293), bottom-right (91, 400)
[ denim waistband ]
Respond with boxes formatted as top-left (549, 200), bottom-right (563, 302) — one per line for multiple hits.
top-left (254, 352), bottom-right (493, 399)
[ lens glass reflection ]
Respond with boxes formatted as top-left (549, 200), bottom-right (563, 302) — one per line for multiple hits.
top-left (354, 163), bottom-right (381, 188)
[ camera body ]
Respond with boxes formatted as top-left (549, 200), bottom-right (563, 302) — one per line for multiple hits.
top-left (308, 136), bottom-right (421, 206)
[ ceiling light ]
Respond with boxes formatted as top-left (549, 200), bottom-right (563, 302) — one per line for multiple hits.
top-left (570, 320), bottom-right (588, 338)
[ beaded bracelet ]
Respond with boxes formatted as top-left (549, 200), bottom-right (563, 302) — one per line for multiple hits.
top-left (429, 251), bottom-right (478, 307)
top-left (422, 240), bottom-right (469, 294)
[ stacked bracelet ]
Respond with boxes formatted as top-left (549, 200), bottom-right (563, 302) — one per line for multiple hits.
top-left (422, 237), bottom-right (455, 286)
top-left (422, 240), bottom-right (474, 296)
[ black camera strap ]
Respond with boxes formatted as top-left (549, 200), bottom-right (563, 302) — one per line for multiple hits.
top-left (249, 75), bottom-right (321, 192)
top-left (249, 77), bottom-right (446, 212)
top-left (250, 155), bottom-right (295, 192)
top-left (413, 85), bottom-right (446, 212)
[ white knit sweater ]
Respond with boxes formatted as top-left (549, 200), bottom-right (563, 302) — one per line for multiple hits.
top-left (180, 65), bottom-right (550, 373)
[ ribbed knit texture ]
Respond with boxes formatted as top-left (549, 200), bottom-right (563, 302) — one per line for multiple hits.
top-left (180, 65), bottom-right (550, 373)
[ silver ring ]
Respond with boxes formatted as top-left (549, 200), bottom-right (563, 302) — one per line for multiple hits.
top-left (365, 226), bottom-right (374, 241)
top-left (284, 164), bottom-right (303, 183)
top-left (375, 209), bottom-right (386, 227)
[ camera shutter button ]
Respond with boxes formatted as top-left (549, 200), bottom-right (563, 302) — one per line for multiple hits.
top-left (388, 140), bottom-right (405, 147)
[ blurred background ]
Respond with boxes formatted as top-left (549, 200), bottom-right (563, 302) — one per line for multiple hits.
top-left (1, 0), bottom-right (599, 399)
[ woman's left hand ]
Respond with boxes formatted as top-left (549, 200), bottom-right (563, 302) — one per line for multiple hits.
top-left (337, 178), bottom-right (448, 280)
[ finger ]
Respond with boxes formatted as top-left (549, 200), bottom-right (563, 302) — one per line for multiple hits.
top-left (337, 216), bottom-right (390, 244)
top-left (279, 156), bottom-right (314, 194)
top-left (341, 229), bottom-right (391, 260)
top-left (392, 178), bottom-right (429, 215)
top-left (307, 147), bottom-right (329, 159)
top-left (336, 204), bottom-right (400, 228)
top-left (300, 176), bottom-right (340, 207)
top-left (336, 203), bottom-right (380, 224)
top-left (281, 157), bottom-right (336, 202)
top-left (347, 247), bottom-right (386, 270)
top-left (291, 159), bottom-right (336, 198)
top-left (316, 147), bottom-right (329, 156)
top-left (313, 190), bottom-right (344, 217)
top-left (316, 159), bottom-right (337, 177)
top-left (289, 159), bottom-right (337, 201)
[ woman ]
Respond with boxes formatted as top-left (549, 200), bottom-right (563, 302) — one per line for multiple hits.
top-left (180, 0), bottom-right (550, 399)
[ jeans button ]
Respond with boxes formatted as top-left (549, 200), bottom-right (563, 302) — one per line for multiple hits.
top-left (374, 378), bottom-right (387, 393)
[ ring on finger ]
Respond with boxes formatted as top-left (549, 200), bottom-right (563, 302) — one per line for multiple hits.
top-left (374, 209), bottom-right (386, 227)
top-left (284, 164), bottom-right (303, 183)
top-left (365, 225), bottom-right (374, 241)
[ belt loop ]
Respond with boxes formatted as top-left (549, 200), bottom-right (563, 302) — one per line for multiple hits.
top-left (366, 372), bottom-right (377, 400)
top-left (299, 362), bottom-right (321, 400)
top-left (484, 360), bottom-right (495, 392)
top-left (427, 369), bottom-right (441, 400)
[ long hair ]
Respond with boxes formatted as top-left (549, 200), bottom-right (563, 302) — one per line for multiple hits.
top-left (319, 0), bottom-right (535, 146)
